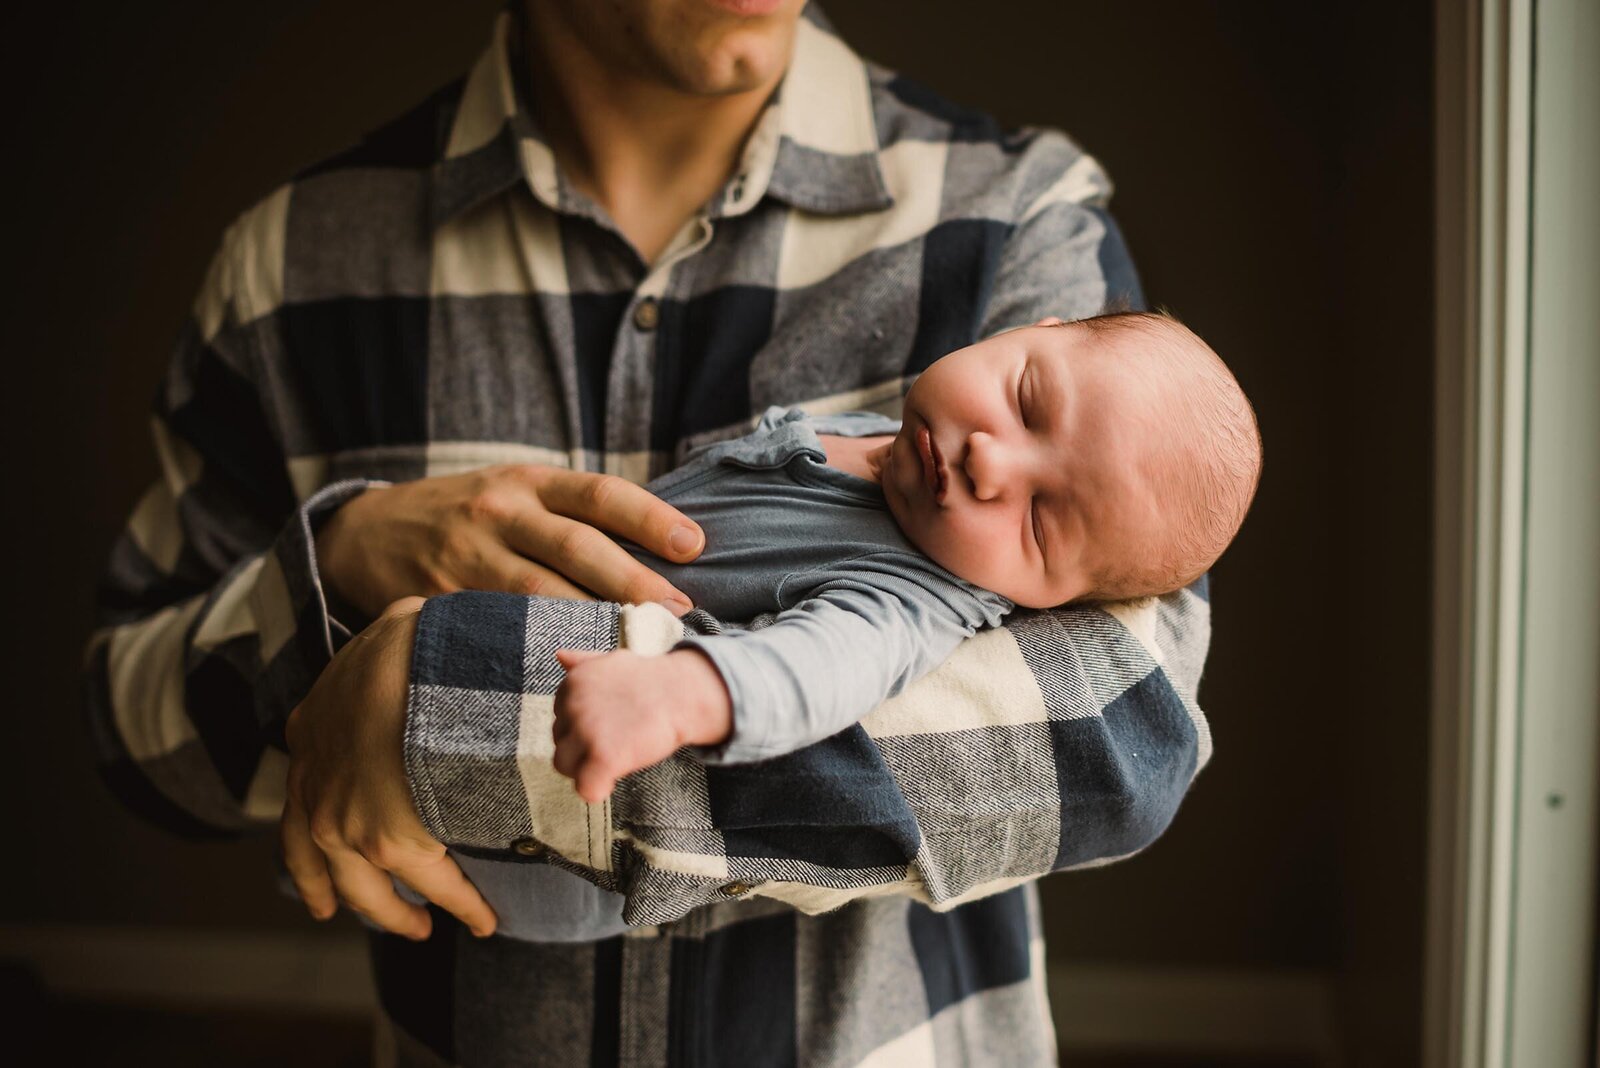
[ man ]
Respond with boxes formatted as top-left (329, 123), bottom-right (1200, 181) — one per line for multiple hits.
top-left (84, 2), bottom-right (1211, 1063)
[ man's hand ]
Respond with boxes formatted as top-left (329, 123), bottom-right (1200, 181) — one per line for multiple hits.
top-left (281, 597), bottom-right (497, 941)
top-left (552, 648), bottom-right (734, 803)
top-left (316, 465), bottom-right (706, 621)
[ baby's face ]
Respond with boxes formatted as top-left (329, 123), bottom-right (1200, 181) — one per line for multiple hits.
top-left (880, 319), bottom-right (1174, 607)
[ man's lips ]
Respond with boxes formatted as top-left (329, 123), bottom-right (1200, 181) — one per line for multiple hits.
top-left (703, 0), bottom-right (788, 15)
top-left (916, 425), bottom-right (948, 504)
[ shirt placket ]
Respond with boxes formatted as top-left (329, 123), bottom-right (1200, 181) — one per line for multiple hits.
top-left (603, 216), bottom-right (716, 485)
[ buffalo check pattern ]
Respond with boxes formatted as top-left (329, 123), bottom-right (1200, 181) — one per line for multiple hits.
top-left (82, 4), bottom-right (1211, 1065)
top-left (408, 594), bottom-right (1210, 927)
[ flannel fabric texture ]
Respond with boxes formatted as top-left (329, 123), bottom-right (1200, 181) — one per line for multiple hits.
top-left (83, 4), bottom-right (1212, 1064)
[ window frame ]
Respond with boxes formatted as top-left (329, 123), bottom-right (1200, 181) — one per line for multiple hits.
top-left (1427, 0), bottom-right (1600, 1064)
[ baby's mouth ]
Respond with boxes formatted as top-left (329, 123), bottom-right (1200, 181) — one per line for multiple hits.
top-left (916, 425), bottom-right (948, 504)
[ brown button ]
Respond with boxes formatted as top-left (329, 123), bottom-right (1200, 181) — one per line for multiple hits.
top-left (632, 298), bottom-right (660, 331)
top-left (511, 837), bottom-right (547, 858)
top-left (718, 880), bottom-right (754, 897)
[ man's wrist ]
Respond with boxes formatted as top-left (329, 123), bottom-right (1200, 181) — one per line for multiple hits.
top-left (312, 485), bottom-right (385, 622)
top-left (669, 648), bottom-right (734, 748)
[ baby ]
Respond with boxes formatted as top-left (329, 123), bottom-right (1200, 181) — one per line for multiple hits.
top-left (551, 310), bottom-right (1261, 804)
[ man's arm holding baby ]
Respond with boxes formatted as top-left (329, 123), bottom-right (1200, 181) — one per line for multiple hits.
top-left (288, 539), bottom-right (1206, 931)
top-left (396, 583), bottom-right (1209, 925)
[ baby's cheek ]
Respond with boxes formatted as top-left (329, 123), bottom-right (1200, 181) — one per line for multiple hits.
top-left (923, 523), bottom-right (995, 589)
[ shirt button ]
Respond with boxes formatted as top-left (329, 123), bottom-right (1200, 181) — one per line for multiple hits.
top-left (632, 298), bottom-right (660, 332)
top-left (718, 880), bottom-right (754, 897)
top-left (511, 837), bottom-right (547, 858)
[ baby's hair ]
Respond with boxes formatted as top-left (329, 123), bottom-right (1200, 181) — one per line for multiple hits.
top-left (1060, 309), bottom-right (1262, 603)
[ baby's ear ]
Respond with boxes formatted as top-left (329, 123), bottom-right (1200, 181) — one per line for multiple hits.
top-left (1033, 315), bottom-right (1066, 328)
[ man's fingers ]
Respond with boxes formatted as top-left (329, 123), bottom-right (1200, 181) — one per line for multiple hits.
top-left (392, 855), bottom-right (498, 939)
top-left (532, 469), bottom-right (705, 564)
top-left (324, 848), bottom-right (433, 941)
top-left (378, 595), bottom-right (428, 620)
top-left (281, 787), bottom-right (336, 921)
top-left (502, 510), bottom-right (693, 610)
top-left (472, 543), bottom-right (595, 602)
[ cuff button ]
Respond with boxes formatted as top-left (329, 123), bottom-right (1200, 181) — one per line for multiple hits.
top-left (511, 837), bottom-right (547, 858)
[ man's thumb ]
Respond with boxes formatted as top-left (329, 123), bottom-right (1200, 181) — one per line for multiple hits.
top-left (380, 595), bottom-right (428, 619)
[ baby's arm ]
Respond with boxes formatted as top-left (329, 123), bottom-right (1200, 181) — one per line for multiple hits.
top-left (552, 554), bottom-right (1007, 799)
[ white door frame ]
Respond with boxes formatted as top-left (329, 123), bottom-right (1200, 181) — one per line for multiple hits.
top-left (1427, 0), bottom-right (1600, 1065)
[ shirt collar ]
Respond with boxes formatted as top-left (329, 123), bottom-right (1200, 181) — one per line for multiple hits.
top-left (750, 7), bottom-right (892, 217)
top-left (428, 3), bottom-right (891, 231)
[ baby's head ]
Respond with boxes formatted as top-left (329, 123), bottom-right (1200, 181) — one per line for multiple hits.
top-left (880, 311), bottom-right (1261, 608)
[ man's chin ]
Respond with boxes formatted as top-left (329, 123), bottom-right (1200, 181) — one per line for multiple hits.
top-left (664, 47), bottom-right (787, 96)
top-left (656, 11), bottom-right (797, 95)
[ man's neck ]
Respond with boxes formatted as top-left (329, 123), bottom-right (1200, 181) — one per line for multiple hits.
top-left (521, 6), bottom-right (786, 265)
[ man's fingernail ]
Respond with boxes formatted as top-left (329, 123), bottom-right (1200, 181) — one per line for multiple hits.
top-left (665, 598), bottom-right (693, 617)
top-left (668, 526), bottom-right (701, 555)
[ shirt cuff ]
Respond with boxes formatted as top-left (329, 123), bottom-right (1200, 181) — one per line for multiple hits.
top-left (405, 591), bottom-right (620, 847)
top-left (249, 478), bottom-right (382, 743)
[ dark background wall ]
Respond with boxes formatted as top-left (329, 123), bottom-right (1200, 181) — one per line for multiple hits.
top-left (4, 1), bottom-right (1433, 1062)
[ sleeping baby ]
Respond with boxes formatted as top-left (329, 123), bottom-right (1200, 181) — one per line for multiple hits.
top-left (548, 310), bottom-right (1262, 804)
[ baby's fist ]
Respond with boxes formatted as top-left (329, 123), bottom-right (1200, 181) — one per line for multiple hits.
top-left (550, 649), bottom-right (732, 804)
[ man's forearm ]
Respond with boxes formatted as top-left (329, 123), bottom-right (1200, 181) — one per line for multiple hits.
top-left (404, 582), bottom-right (1210, 924)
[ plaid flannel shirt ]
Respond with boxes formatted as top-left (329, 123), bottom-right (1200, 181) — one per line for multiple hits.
top-left (82, 6), bottom-right (1213, 1065)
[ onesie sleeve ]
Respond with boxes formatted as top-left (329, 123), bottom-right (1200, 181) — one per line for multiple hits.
top-left (674, 553), bottom-right (1011, 764)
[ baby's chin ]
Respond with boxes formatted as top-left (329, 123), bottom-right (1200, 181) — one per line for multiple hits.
top-left (882, 490), bottom-right (991, 591)
top-left (879, 460), bottom-right (924, 544)
top-left (879, 452), bottom-right (943, 556)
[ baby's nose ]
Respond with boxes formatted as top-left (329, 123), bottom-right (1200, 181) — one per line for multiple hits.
top-left (964, 433), bottom-right (1010, 501)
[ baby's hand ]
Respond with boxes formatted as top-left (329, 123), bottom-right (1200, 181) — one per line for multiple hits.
top-left (552, 648), bottom-right (733, 803)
